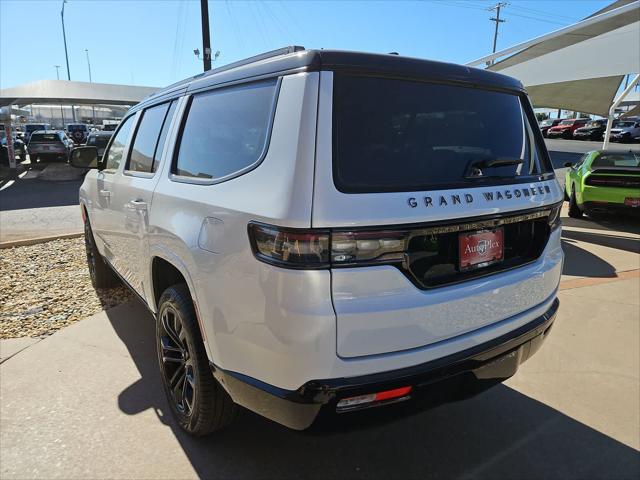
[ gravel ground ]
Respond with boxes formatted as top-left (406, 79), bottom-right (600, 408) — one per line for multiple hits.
top-left (0, 237), bottom-right (133, 339)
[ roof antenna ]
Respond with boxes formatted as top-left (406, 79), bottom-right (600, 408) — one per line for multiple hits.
top-left (388, 52), bottom-right (399, 55)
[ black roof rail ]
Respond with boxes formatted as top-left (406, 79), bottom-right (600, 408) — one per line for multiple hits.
top-left (152, 46), bottom-right (306, 97)
top-left (206, 45), bottom-right (305, 77)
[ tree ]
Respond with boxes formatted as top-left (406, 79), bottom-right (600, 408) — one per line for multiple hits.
top-left (535, 112), bottom-right (549, 122)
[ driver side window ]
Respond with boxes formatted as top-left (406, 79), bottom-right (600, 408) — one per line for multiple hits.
top-left (103, 116), bottom-right (135, 173)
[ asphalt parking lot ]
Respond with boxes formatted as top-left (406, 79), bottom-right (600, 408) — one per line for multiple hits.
top-left (1, 213), bottom-right (639, 479)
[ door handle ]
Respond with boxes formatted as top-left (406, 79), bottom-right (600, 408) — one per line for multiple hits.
top-left (99, 190), bottom-right (111, 197)
top-left (129, 199), bottom-right (147, 210)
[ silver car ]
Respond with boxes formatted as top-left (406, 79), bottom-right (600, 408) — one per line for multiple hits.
top-left (74, 47), bottom-right (563, 435)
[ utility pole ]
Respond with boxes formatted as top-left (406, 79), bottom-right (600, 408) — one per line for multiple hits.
top-left (488, 2), bottom-right (507, 65)
top-left (60, 0), bottom-right (75, 121)
top-left (200, 0), bottom-right (212, 71)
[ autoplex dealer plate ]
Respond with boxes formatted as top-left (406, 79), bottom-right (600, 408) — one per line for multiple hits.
top-left (459, 228), bottom-right (504, 271)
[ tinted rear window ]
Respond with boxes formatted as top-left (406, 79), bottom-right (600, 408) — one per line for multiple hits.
top-left (592, 152), bottom-right (640, 168)
top-left (333, 75), bottom-right (549, 193)
top-left (30, 133), bottom-right (60, 142)
top-left (87, 135), bottom-right (111, 148)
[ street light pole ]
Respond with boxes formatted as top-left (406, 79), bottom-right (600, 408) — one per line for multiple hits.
top-left (54, 65), bottom-right (65, 127)
top-left (85, 49), bottom-right (95, 124)
top-left (61, 0), bottom-right (76, 121)
top-left (85, 49), bottom-right (92, 82)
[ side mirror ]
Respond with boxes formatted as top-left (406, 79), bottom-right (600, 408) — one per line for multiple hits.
top-left (564, 162), bottom-right (573, 168)
top-left (70, 146), bottom-right (99, 169)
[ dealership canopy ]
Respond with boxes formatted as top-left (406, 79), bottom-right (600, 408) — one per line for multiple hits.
top-left (467, 0), bottom-right (640, 118)
top-left (0, 79), bottom-right (158, 107)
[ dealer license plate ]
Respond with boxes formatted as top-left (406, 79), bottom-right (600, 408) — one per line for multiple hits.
top-left (459, 228), bottom-right (504, 271)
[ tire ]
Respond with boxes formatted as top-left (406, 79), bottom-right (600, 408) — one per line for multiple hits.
top-left (30, 154), bottom-right (37, 164)
top-left (568, 186), bottom-right (583, 219)
top-left (156, 284), bottom-right (236, 436)
top-left (564, 188), bottom-right (569, 202)
top-left (84, 220), bottom-right (119, 288)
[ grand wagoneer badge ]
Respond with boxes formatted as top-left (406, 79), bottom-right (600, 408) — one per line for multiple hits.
top-left (407, 184), bottom-right (552, 208)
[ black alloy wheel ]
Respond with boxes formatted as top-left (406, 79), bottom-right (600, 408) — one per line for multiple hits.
top-left (156, 285), bottom-right (236, 435)
top-left (84, 219), bottom-right (118, 288)
top-left (158, 304), bottom-right (196, 418)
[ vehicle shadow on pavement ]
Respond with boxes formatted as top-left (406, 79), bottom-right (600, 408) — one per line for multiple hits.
top-left (561, 215), bottom-right (640, 236)
top-left (107, 301), bottom-right (640, 480)
top-left (560, 239), bottom-right (617, 278)
top-left (563, 229), bottom-right (640, 255)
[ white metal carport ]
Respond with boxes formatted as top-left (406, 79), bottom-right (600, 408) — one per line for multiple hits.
top-left (467, 0), bottom-right (640, 148)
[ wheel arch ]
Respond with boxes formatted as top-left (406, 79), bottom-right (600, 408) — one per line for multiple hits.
top-left (150, 252), bottom-right (213, 362)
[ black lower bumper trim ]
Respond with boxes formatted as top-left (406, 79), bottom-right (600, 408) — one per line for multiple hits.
top-left (211, 298), bottom-right (559, 430)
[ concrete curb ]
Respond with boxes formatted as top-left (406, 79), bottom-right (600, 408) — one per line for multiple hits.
top-left (0, 231), bottom-right (83, 249)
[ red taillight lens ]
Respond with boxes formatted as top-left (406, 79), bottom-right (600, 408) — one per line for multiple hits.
top-left (248, 223), bottom-right (330, 268)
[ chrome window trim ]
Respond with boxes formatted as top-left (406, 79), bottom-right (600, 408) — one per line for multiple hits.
top-left (168, 77), bottom-right (282, 186)
top-left (123, 100), bottom-right (176, 179)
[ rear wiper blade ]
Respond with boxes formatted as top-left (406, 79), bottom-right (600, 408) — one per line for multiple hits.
top-left (465, 157), bottom-right (524, 178)
top-left (473, 157), bottom-right (524, 169)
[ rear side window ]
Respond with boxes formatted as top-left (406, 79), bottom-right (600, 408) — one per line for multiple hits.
top-left (103, 116), bottom-right (135, 172)
top-left (333, 75), bottom-right (551, 193)
top-left (173, 79), bottom-right (277, 181)
top-left (127, 101), bottom-right (176, 173)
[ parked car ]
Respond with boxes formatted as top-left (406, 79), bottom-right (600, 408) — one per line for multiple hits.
top-left (565, 150), bottom-right (640, 217)
top-left (608, 120), bottom-right (640, 143)
top-left (73, 47), bottom-right (563, 435)
top-left (573, 119), bottom-right (608, 140)
top-left (23, 123), bottom-right (51, 143)
top-left (66, 123), bottom-right (90, 144)
top-left (538, 118), bottom-right (564, 137)
top-left (85, 130), bottom-right (113, 158)
top-left (0, 127), bottom-right (26, 160)
top-left (547, 118), bottom-right (589, 139)
top-left (28, 130), bottom-right (74, 163)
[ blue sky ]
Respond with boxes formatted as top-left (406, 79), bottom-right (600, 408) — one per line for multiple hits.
top-left (1, 0), bottom-right (614, 89)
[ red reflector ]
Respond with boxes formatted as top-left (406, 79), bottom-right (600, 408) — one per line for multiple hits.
top-left (374, 386), bottom-right (412, 402)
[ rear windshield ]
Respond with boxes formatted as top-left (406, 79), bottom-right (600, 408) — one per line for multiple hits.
top-left (87, 135), bottom-right (111, 148)
top-left (30, 133), bottom-right (60, 142)
top-left (333, 75), bottom-right (550, 193)
top-left (67, 124), bottom-right (86, 132)
top-left (592, 152), bottom-right (640, 168)
top-left (26, 125), bottom-right (46, 133)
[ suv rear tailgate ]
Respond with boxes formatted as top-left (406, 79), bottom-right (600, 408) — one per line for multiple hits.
top-left (313, 71), bottom-right (563, 358)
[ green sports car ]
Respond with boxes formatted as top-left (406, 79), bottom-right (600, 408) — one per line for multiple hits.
top-left (565, 150), bottom-right (640, 218)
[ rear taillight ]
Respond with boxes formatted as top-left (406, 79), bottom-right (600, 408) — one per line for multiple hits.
top-left (547, 204), bottom-right (561, 229)
top-left (248, 204), bottom-right (561, 269)
top-left (331, 231), bottom-right (407, 265)
top-left (248, 223), bottom-right (330, 269)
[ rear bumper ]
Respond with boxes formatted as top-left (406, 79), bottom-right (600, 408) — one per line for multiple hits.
top-left (212, 298), bottom-right (559, 430)
top-left (583, 201), bottom-right (640, 215)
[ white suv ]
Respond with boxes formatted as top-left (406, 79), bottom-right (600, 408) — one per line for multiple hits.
top-left (73, 47), bottom-right (563, 435)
